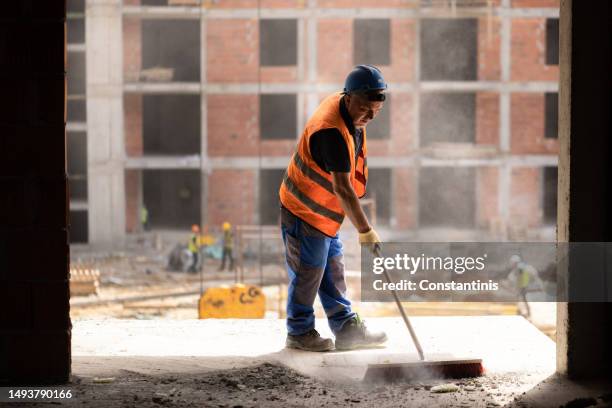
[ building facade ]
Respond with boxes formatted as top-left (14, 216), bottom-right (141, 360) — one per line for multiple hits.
top-left (68, 0), bottom-right (560, 244)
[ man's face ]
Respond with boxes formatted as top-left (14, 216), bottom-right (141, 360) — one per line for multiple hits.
top-left (345, 93), bottom-right (384, 129)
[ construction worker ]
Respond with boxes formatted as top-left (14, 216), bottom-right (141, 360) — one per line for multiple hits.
top-left (140, 204), bottom-right (149, 231)
top-left (278, 65), bottom-right (388, 352)
top-left (219, 221), bottom-right (235, 272)
top-left (507, 255), bottom-right (543, 318)
top-left (188, 224), bottom-right (201, 273)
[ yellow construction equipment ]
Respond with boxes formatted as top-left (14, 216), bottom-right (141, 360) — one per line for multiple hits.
top-left (198, 283), bottom-right (266, 319)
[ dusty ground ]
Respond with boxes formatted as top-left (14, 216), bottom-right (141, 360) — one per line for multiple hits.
top-left (16, 362), bottom-right (611, 408)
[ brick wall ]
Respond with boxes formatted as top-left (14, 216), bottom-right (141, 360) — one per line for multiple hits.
top-left (477, 167), bottom-right (499, 227)
top-left (207, 19), bottom-right (258, 83)
top-left (510, 93), bottom-right (559, 154)
top-left (124, 94), bottom-right (143, 156)
top-left (476, 92), bottom-right (500, 145)
top-left (317, 19), bottom-right (353, 83)
top-left (123, 18), bottom-right (141, 81)
top-left (393, 167), bottom-right (416, 229)
top-left (511, 18), bottom-right (559, 81)
top-left (207, 169), bottom-right (257, 226)
top-left (208, 94), bottom-right (259, 156)
top-left (0, 0), bottom-right (70, 384)
top-left (478, 17), bottom-right (501, 80)
top-left (510, 167), bottom-right (541, 227)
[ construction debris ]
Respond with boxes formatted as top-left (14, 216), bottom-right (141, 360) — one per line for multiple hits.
top-left (140, 66), bottom-right (174, 82)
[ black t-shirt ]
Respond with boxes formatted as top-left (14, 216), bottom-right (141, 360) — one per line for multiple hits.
top-left (309, 96), bottom-right (362, 173)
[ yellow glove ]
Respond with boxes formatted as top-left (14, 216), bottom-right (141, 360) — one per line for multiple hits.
top-left (359, 228), bottom-right (381, 255)
top-left (359, 228), bottom-right (381, 244)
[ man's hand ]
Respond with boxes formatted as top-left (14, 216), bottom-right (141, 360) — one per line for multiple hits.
top-left (358, 228), bottom-right (380, 244)
top-left (330, 172), bottom-right (381, 254)
top-left (359, 228), bottom-right (381, 255)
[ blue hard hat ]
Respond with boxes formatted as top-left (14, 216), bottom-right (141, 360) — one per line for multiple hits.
top-left (343, 65), bottom-right (388, 95)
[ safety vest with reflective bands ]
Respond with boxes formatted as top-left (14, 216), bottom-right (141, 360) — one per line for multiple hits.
top-left (279, 93), bottom-right (368, 237)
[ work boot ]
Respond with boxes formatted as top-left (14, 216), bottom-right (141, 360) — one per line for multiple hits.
top-left (334, 315), bottom-right (387, 351)
top-left (285, 329), bottom-right (334, 352)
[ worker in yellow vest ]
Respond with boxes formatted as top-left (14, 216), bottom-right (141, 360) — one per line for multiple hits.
top-left (278, 65), bottom-right (388, 351)
top-left (188, 224), bottom-right (201, 273)
top-left (508, 255), bottom-right (542, 318)
top-left (219, 221), bottom-right (235, 272)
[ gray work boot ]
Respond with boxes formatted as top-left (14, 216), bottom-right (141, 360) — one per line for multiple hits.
top-left (335, 315), bottom-right (388, 351)
top-left (286, 329), bottom-right (334, 352)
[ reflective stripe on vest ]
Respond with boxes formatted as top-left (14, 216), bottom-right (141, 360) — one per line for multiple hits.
top-left (281, 172), bottom-right (345, 225)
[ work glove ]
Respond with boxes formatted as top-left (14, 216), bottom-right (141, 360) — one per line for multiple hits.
top-left (359, 228), bottom-right (382, 255)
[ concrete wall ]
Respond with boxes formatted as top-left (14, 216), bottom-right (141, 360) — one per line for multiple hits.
top-left (0, 0), bottom-right (70, 384)
top-left (556, 0), bottom-right (612, 380)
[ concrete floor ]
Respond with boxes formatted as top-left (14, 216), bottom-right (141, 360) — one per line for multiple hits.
top-left (73, 316), bottom-right (554, 379)
top-left (62, 317), bottom-right (611, 407)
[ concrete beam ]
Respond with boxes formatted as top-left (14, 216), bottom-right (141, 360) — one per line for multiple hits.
top-left (125, 156), bottom-right (202, 169)
top-left (123, 6), bottom-right (559, 20)
top-left (123, 82), bottom-right (201, 94)
top-left (122, 81), bottom-right (558, 95)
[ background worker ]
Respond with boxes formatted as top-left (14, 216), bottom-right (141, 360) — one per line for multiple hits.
top-left (507, 255), bottom-right (543, 318)
top-left (279, 65), bottom-right (388, 352)
top-left (188, 224), bottom-right (201, 273)
top-left (140, 204), bottom-right (149, 232)
top-left (219, 221), bottom-right (235, 272)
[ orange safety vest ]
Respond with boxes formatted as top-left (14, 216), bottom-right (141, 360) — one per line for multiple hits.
top-left (279, 93), bottom-right (368, 237)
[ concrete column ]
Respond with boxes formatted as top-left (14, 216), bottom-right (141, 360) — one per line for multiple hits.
top-left (498, 0), bottom-right (511, 229)
top-left (86, 0), bottom-right (126, 246)
top-left (556, 0), bottom-right (612, 380)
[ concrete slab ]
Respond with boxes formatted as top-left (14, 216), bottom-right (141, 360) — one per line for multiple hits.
top-left (73, 316), bottom-right (555, 382)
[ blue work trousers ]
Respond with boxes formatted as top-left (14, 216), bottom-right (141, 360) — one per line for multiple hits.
top-left (280, 207), bottom-right (356, 336)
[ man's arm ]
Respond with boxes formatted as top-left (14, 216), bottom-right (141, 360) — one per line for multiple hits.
top-left (330, 171), bottom-right (371, 233)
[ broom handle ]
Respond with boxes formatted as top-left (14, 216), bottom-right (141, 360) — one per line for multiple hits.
top-left (375, 246), bottom-right (425, 361)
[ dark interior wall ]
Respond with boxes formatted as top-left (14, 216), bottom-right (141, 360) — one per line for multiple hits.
top-left (557, 0), bottom-right (612, 380)
top-left (0, 0), bottom-right (70, 384)
top-left (142, 20), bottom-right (200, 82)
top-left (353, 19), bottom-right (391, 66)
top-left (420, 92), bottom-right (476, 146)
top-left (143, 170), bottom-right (201, 229)
top-left (420, 18), bottom-right (477, 81)
top-left (260, 19), bottom-right (297, 66)
top-left (260, 94), bottom-right (297, 140)
top-left (419, 167), bottom-right (476, 228)
top-left (143, 95), bottom-right (201, 155)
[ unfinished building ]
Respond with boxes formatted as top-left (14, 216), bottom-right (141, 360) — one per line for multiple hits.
top-left (69, 0), bottom-right (560, 245)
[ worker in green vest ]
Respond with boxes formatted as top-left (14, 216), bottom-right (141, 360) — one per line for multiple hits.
top-left (140, 205), bottom-right (149, 231)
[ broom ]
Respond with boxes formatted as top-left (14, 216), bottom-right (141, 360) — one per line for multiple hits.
top-left (363, 246), bottom-right (484, 383)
